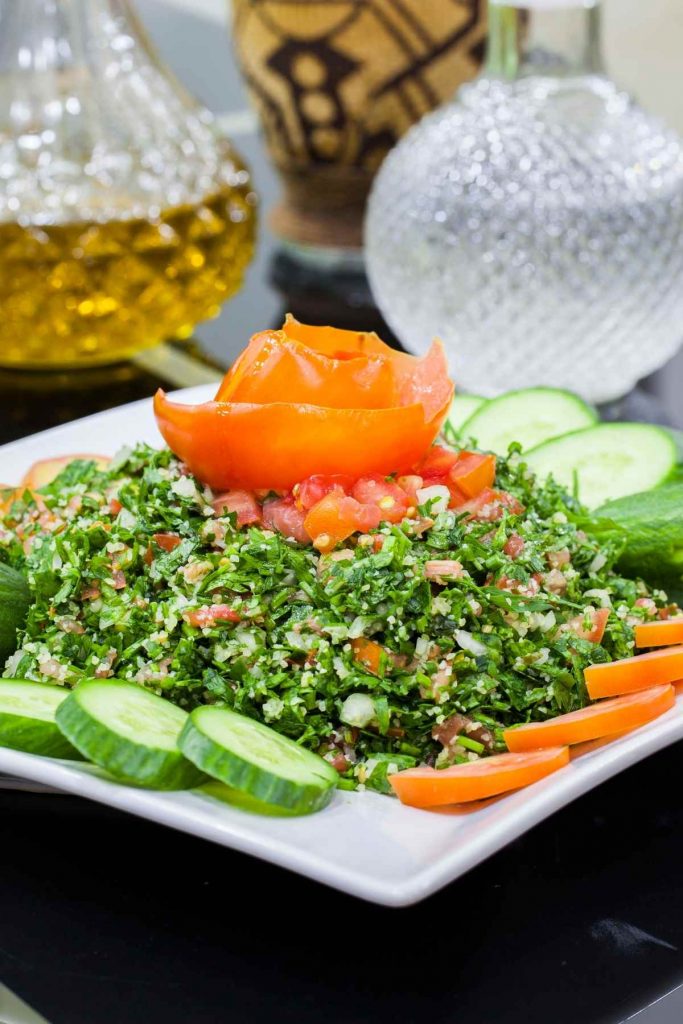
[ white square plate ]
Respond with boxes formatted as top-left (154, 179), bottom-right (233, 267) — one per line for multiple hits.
top-left (2, 388), bottom-right (682, 906)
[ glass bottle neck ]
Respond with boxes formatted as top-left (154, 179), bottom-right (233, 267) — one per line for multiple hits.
top-left (485, 0), bottom-right (604, 81)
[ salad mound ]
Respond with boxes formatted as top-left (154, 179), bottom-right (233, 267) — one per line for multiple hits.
top-left (0, 444), bottom-right (671, 794)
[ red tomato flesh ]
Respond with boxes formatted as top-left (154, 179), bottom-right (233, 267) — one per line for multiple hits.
top-left (351, 475), bottom-right (410, 523)
top-left (449, 452), bottom-right (496, 498)
top-left (294, 474), bottom-right (355, 511)
top-left (212, 490), bottom-right (262, 526)
top-left (262, 497), bottom-right (309, 543)
top-left (152, 533), bottom-right (182, 552)
top-left (417, 445), bottom-right (460, 477)
top-left (183, 605), bottom-right (241, 628)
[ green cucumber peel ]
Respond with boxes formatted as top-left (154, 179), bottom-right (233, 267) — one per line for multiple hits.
top-left (179, 706), bottom-right (338, 815)
top-left (55, 680), bottom-right (206, 790)
top-left (0, 564), bottom-right (32, 663)
top-left (0, 679), bottom-right (82, 759)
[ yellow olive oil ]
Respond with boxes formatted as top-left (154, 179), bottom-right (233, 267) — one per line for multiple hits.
top-left (0, 183), bottom-right (255, 368)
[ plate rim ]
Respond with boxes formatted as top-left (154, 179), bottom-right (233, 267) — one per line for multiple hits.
top-left (2, 389), bottom-right (683, 907)
top-left (0, 706), bottom-right (681, 906)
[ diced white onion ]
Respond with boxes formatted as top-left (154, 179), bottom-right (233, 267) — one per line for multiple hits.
top-left (454, 629), bottom-right (487, 656)
top-left (589, 552), bottom-right (607, 573)
top-left (416, 484), bottom-right (450, 514)
top-left (118, 508), bottom-right (137, 530)
top-left (171, 476), bottom-right (197, 499)
top-left (340, 693), bottom-right (376, 728)
top-left (415, 634), bottom-right (431, 657)
top-left (348, 616), bottom-right (371, 639)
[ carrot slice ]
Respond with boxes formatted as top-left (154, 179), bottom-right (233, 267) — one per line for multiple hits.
top-left (504, 684), bottom-right (675, 752)
top-left (635, 619), bottom-right (683, 648)
top-left (388, 747), bottom-right (569, 808)
top-left (585, 645), bottom-right (683, 699)
top-left (350, 637), bottom-right (384, 676)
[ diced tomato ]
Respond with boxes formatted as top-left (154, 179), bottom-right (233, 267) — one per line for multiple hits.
top-left (262, 496), bottom-right (309, 543)
top-left (109, 498), bottom-right (123, 516)
top-left (328, 751), bottom-right (352, 773)
top-left (152, 532), bottom-right (181, 552)
top-left (396, 475), bottom-right (423, 502)
top-left (183, 604), bottom-right (241, 628)
top-left (354, 502), bottom-right (385, 532)
top-left (351, 475), bottom-right (410, 523)
top-left (504, 533), bottom-right (525, 558)
top-left (460, 488), bottom-right (525, 522)
top-left (212, 489), bottom-right (262, 527)
top-left (294, 474), bottom-right (355, 511)
top-left (547, 548), bottom-right (571, 569)
top-left (304, 492), bottom-right (382, 552)
top-left (416, 445), bottom-right (460, 477)
top-left (449, 452), bottom-right (496, 499)
top-left (304, 493), bottom-right (355, 551)
top-left (495, 573), bottom-right (540, 597)
top-left (564, 607), bottom-right (609, 644)
top-left (445, 482), bottom-right (470, 508)
top-left (424, 560), bottom-right (465, 582)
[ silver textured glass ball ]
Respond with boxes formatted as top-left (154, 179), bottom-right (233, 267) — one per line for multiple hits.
top-left (364, 77), bottom-right (683, 402)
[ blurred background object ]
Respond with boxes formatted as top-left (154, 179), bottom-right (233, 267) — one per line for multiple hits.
top-left (231, 0), bottom-right (486, 257)
top-left (0, 0), bottom-right (256, 370)
top-left (1, 0), bottom-right (683, 439)
top-left (364, 0), bottom-right (683, 402)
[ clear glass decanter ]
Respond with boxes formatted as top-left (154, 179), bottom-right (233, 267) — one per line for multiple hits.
top-left (364, 0), bottom-right (683, 402)
top-left (0, 0), bottom-right (256, 369)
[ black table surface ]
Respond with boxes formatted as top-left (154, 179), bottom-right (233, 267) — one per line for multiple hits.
top-left (2, 3), bottom-right (683, 1021)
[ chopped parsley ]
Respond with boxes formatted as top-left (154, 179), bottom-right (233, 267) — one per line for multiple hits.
top-left (0, 445), bottom-right (671, 793)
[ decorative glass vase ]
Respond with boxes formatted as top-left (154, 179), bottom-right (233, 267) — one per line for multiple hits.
top-left (0, 0), bottom-right (256, 369)
top-left (232, 0), bottom-right (486, 256)
top-left (364, 0), bottom-right (683, 403)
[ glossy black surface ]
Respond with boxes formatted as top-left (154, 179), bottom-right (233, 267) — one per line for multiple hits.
top-left (1, 747), bottom-right (683, 1024)
top-left (1, 3), bottom-right (683, 1021)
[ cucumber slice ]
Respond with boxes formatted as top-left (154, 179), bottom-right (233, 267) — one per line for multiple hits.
top-left (0, 679), bottom-right (81, 758)
top-left (460, 387), bottom-right (597, 454)
top-left (0, 564), bottom-right (31, 662)
top-left (447, 394), bottom-right (486, 434)
top-left (55, 680), bottom-right (205, 790)
top-left (179, 706), bottom-right (338, 814)
top-left (525, 422), bottom-right (677, 509)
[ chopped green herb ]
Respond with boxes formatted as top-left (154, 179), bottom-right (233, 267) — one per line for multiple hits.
top-left (0, 444), bottom-right (671, 788)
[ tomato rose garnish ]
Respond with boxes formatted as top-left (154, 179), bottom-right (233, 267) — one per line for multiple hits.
top-left (154, 318), bottom-right (453, 492)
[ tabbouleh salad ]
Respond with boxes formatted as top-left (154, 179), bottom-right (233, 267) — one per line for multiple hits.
top-left (0, 443), bottom-right (670, 795)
